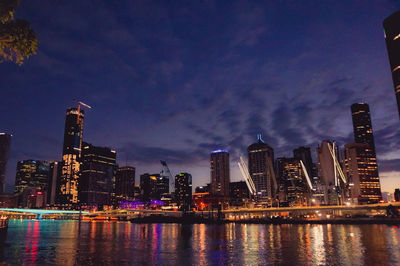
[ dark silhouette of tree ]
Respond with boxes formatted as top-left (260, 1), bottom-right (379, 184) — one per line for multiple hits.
top-left (0, 0), bottom-right (38, 65)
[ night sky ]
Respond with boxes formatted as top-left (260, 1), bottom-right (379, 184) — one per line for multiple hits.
top-left (1, 1), bottom-right (400, 194)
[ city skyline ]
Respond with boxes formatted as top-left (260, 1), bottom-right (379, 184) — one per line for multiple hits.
top-left (1, 1), bottom-right (400, 194)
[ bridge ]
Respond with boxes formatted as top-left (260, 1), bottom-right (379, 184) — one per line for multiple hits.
top-left (0, 208), bottom-right (89, 219)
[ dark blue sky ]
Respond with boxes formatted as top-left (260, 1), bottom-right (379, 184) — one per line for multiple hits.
top-left (1, 1), bottom-right (400, 193)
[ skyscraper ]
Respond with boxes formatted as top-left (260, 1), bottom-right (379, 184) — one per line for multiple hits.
top-left (79, 142), bottom-right (117, 208)
top-left (140, 173), bottom-right (169, 201)
top-left (210, 149), bottom-right (230, 205)
top-left (248, 135), bottom-right (277, 202)
top-left (115, 166), bottom-right (136, 203)
top-left (58, 107), bottom-right (84, 206)
top-left (0, 133), bottom-right (11, 194)
top-left (343, 143), bottom-right (381, 204)
top-left (351, 103), bottom-right (376, 155)
top-left (383, 11), bottom-right (400, 118)
top-left (14, 160), bottom-right (50, 206)
top-left (175, 173), bottom-right (192, 210)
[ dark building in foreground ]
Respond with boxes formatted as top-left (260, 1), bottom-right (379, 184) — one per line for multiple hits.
top-left (79, 143), bottom-right (117, 208)
top-left (58, 107), bottom-right (85, 205)
top-left (248, 135), bottom-right (277, 202)
top-left (175, 173), bottom-right (192, 210)
top-left (395, 189), bottom-right (400, 202)
top-left (351, 103), bottom-right (376, 155)
top-left (140, 174), bottom-right (169, 201)
top-left (210, 150), bottom-right (230, 205)
top-left (383, 10), bottom-right (400, 118)
top-left (0, 133), bottom-right (11, 194)
top-left (293, 146), bottom-right (314, 177)
top-left (14, 160), bottom-right (50, 207)
top-left (229, 181), bottom-right (249, 206)
top-left (47, 161), bottom-right (61, 206)
top-left (115, 166), bottom-right (136, 203)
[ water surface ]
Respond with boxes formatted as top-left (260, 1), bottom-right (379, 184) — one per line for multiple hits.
top-left (2, 220), bottom-right (400, 265)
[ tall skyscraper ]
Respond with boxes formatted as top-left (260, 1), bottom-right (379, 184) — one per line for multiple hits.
top-left (58, 107), bottom-right (84, 206)
top-left (383, 11), bottom-right (400, 118)
top-left (115, 166), bottom-right (136, 203)
top-left (79, 142), bottom-right (117, 208)
top-left (343, 143), bottom-right (381, 204)
top-left (14, 160), bottom-right (50, 206)
top-left (229, 181), bottom-right (249, 206)
top-left (0, 133), bottom-right (11, 194)
top-left (248, 135), bottom-right (277, 202)
top-left (210, 149), bottom-right (230, 204)
top-left (351, 103), bottom-right (376, 155)
top-left (175, 173), bottom-right (192, 210)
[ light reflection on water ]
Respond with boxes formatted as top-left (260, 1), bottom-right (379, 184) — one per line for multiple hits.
top-left (2, 220), bottom-right (400, 265)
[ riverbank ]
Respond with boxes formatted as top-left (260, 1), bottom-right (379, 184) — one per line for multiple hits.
top-left (129, 215), bottom-right (400, 225)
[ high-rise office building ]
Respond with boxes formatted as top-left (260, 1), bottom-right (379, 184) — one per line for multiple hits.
top-left (395, 189), bottom-right (400, 202)
top-left (293, 146), bottom-right (314, 177)
top-left (0, 133), bottom-right (11, 194)
top-left (14, 160), bottom-right (50, 206)
top-left (58, 107), bottom-right (85, 205)
top-left (343, 142), bottom-right (381, 204)
top-left (351, 103), bottom-right (376, 155)
top-left (276, 157), bottom-right (310, 206)
top-left (248, 135), bottom-right (277, 201)
top-left (210, 149), bottom-right (230, 204)
top-left (175, 173), bottom-right (192, 210)
top-left (383, 11), bottom-right (400, 118)
top-left (115, 166), bottom-right (136, 203)
top-left (79, 142), bottom-right (117, 208)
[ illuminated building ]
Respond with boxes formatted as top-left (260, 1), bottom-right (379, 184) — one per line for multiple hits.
top-left (14, 160), bottom-right (50, 206)
top-left (229, 181), bottom-right (249, 206)
top-left (140, 173), bottom-right (169, 201)
top-left (20, 187), bottom-right (47, 208)
top-left (210, 149), bottom-right (230, 206)
top-left (247, 135), bottom-right (277, 202)
top-left (383, 11), bottom-right (400, 118)
top-left (351, 103), bottom-right (376, 155)
top-left (58, 107), bottom-right (84, 206)
top-left (0, 133), bottom-right (11, 194)
top-left (175, 173), bottom-right (192, 210)
top-left (276, 158), bottom-right (310, 206)
top-left (115, 166), bottom-right (136, 203)
top-left (195, 184), bottom-right (210, 193)
top-left (47, 161), bottom-right (61, 206)
top-left (193, 192), bottom-right (210, 210)
top-left (343, 143), bottom-right (381, 204)
top-left (79, 142), bottom-right (117, 208)
top-left (317, 140), bottom-right (342, 205)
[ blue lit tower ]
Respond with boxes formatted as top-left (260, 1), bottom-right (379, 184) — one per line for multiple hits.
top-left (210, 149), bottom-right (230, 204)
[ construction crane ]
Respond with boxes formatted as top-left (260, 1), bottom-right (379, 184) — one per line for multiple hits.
top-left (73, 100), bottom-right (92, 123)
top-left (160, 160), bottom-right (174, 193)
top-left (238, 156), bottom-right (257, 196)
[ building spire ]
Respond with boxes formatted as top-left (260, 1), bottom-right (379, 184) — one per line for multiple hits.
top-left (257, 133), bottom-right (264, 143)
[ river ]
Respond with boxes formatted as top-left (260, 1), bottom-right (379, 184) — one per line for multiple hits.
top-left (1, 220), bottom-right (400, 265)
